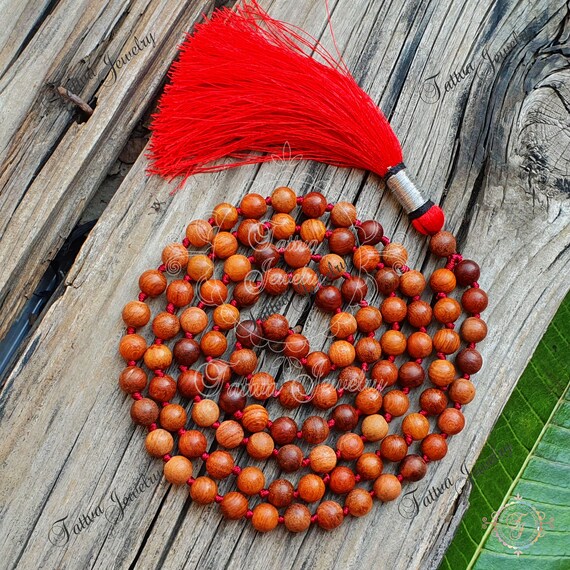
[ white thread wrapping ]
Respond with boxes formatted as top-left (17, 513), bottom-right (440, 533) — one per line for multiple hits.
top-left (385, 169), bottom-right (426, 214)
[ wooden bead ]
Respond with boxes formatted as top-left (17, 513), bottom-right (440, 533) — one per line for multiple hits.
top-left (236, 320), bottom-right (263, 347)
top-left (139, 269), bottom-right (167, 297)
top-left (302, 416), bottom-right (330, 444)
top-left (267, 479), bottom-right (294, 507)
top-left (240, 193), bottom-right (267, 218)
top-left (220, 492), bottom-right (248, 519)
top-left (330, 312), bottom-right (357, 339)
top-left (162, 243), bottom-right (189, 273)
top-left (277, 444), bottom-right (303, 472)
top-left (382, 390), bottom-right (409, 416)
top-left (237, 466), bottom-right (265, 495)
top-left (191, 399), bottom-right (220, 427)
top-left (242, 404), bottom-right (269, 432)
top-left (361, 414), bottom-right (389, 441)
top-left (421, 434), bottom-right (448, 461)
top-left (119, 366), bottom-right (147, 394)
top-left (316, 501), bottom-right (344, 530)
top-left (300, 218), bottom-right (327, 243)
top-left (177, 370), bottom-right (205, 399)
top-left (213, 304), bottom-right (240, 330)
top-left (373, 474), bottom-right (401, 501)
top-left (338, 366), bottom-right (366, 392)
top-left (236, 219), bottom-right (266, 247)
top-left (304, 351), bottom-right (332, 379)
top-left (143, 344), bottom-right (172, 370)
top-left (329, 467), bottom-right (356, 494)
top-left (356, 220), bottom-right (383, 245)
top-left (319, 253), bottom-right (347, 279)
top-left (455, 259), bottom-right (480, 285)
top-left (337, 433), bottom-right (364, 460)
top-left (381, 296), bottom-right (407, 323)
top-left (262, 314), bottom-right (289, 341)
top-left (382, 242), bottom-right (408, 268)
top-left (278, 380), bottom-right (306, 408)
top-left (407, 300), bottom-right (433, 328)
top-left (199, 279), bottom-right (228, 306)
top-left (200, 330), bottom-right (227, 357)
top-left (438, 408), bottom-right (465, 434)
top-left (309, 445), bottom-right (337, 473)
top-left (145, 429), bottom-right (174, 458)
top-left (407, 331), bottom-right (433, 359)
top-left (353, 245), bottom-right (380, 272)
top-left (370, 360), bottom-right (398, 388)
top-left (271, 186), bottom-right (297, 212)
top-left (301, 191), bottom-right (327, 217)
top-left (298, 474), bottom-right (326, 502)
top-left (166, 280), bottom-right (194, 307)
top-left (160, 404), bottom-right (187, 432)
top-left (179, 430), bottom-right (207, 458)
top-left (190, 476), bottom-right (218, 504)
top-left (164, 456), bottom-right (193, 485)
top-left (122, 301), bottom-right (151, 327)
top-left (420, 388), bottom-right (449, 415)
top-left (399, 454), bottom-right (427, 481)
top-left (206, 358), bottom-right (231, 384)
top-left (246, 432), bottom-right (275, 459)
top-left (253, 244), bottom-right (280, 273)
top-left (213, 202), bottom-right (239, 230)
top-left (283, 334), bottom-right (310, 359)
top-left (356, 452), bottom-right (383, 480)
top-left (332, 404), bottom-right (359, 431)
top-left (233, 280), bottom-right (261, 307)
top-left (346, 488), bottom-right (373, 517)
top-left (223, 254), bottom-right (251, 282)
top-left (380, 435), bottom-right (408, 462)
top-left (186, 219), bottom-right (214, 247)
top-left (216, 420), bottom-right (245, 448)
top-left (399, 270), bottom-right (426, 297)
top-left (291, 267), bottom-right (319, 295)
top-left (356, 306), bottom-right (383, 333)
top-left (152, 312), bottom-right (180, 340)
top-left (248, 372), bottom-right (276, 400)
top-left (341, 276), bottom-right (368, 304)
top-left (398, 361), bottom-right (425, 388)
top-left (329, 228), bottom-right (356, 255)
top-left (179, 307), bottom-right (208, 334)
top-left (119, 334), bottom-right (147, 361)
top-left (433, 329), bottom-right (461, 354)
top-left (434, 297), bottom-right (461, 323)
top-left (284, 504), bottom-right (311, 532)
top-left (251, 504), bottom-right (279, 532)
top-left (329, 340), bottom-right (356, 367)
top-left (355, 387), bottom-right (383, 414)
top-left (284, 240), bottom-right (312, 268)
top-left (330, 201), bottom-right (357, 227)
top-left (429, 231), bottom-right (456, 257)
top-left (428, 359), bottom-right (456, 387)
top-left (380, 330), bottom-right (407, 355)
top-left (460, 317), bottom-right (488, 343)
top-left (212, 231), bottom-right (239, 258)
top-left (270, 416), bottom-right (298, 444)
top-left (187, 254), bottom-right (214, 281)
top-left (219, 385), bottom-right (247, 414)
top-left (262, 267), bottom-right (289, 295)
top-left (271, 213), bottom-right (297, 240)
top-left (375, 267), bottom-right (400, 295)
top-left (449, 378), bottom-right (476, 404)
top-left (429, 268), bottom-right (456, 293)
top-left (315, 286), bottom-right (342, 312)
top-left (312, 383), bottom-right (339, 410)
top-left (402, 413), bottom-right (430, 440)
top-left (206, 450), bottom-right (234, 479)
top-left (462, 287), bottom-right (488, 313)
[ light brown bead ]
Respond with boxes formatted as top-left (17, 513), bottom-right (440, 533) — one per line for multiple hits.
top-left (271, 213), bottom-right (297, 240)
top-left (355, 388), bottom-right (383, 414)
top-left (434, 297), bottom-right (461, 323)
top-left (200, 279), bottom-right (228, 306)
top-left (271, 186), bottom-right (297, 213)
top-left (283, 334), bottom-right (310, 360)
top-left (438, 408), bottom-right (466, 434)
top-left (337, 433), bottom-right (364, 460)
top-left (213, 202), bottom-right (239, 230)
top-left (166, 280), bottom-right (194, 308)
top-left (278, 380), bottom-right (307, 408)
top-left (449, 378), bottom-right (476, 404)
top-left (380, 435), bottom-right (408, 462)
top-left (356, 306), bottom-right (383, 333)
top-left (242, 404), bottom-right (269, 432)
top-left (119, 334), bottom-right (147, 361)
top-left (407, 300), bottom-right (433, 328)
top-left (187, 254), bottom-right (214, 282)
top-left (428, 359), bottom-right (456, 386)
top-left (186, 219), bottom-right (214, 247)
top-left (407, 331), bottom-right (433, 359)
top-left (160, 404), bottom-right (187, 432)
top-left (300, 218), bottom-right (327, 243)
top-left (223, 254), bottom-right (251, 282)
top-left (312, 383), bottom-right (339, 409)
top-left (139, 269), bottom-right (167, 297)
top-left (382, 390), bottom-right (409, 416)
top-left (353, 245), bottom-right (381, 272)
top-left (145, 429), bottom-right (174, 458)
top-left (356, 453), bottom-right (383, 480)
top-left (433, 329), bottom-right (461, 354)
top-left (179, 430), bottom-right (207, 458)
top-left (119, 366), bottom-right (147, 394)
top-left (251, 503), bottom-right (279, 532)
top-left (229, 348), bottom-right (258, 376)
top-left (164, 455), bottom-right (193, 485)
top-left (291, 267), bottom-right (319, 295)
top-left (346, 488), bottom-right (373, 517)
top-left (213, 304), bottom-right (240, 331)
top-left (402, 413), bottom-right (430, 440)
top-left (329, 340), bottom-right (356, 367)
top-left (361, 414), bottom-right (389, 441)
top-left (162, 243), bottom-right (189, 273)
top-left (330, 201), bottom-right (357, 227)
top-left (152, 312), bottom-right (180, 340)
top-left (143, 344), bottom-right (172, 370)
top-left (421, 433), bottom-right (448, 461)
top-left (248, 372), bottom-right (276, 400)
top-left (319, 253), bottom-right (347, 280)
top-left (309, 445), bottom-right (337, 473)
top-left (236, 219), bottom-right (267, 248)
top-left (382, 242), bottom-right (408, 268)
top-left (460, 317), bottom-right (488, 343)
top-left (220, 492), bottom-right (248, 519)
top-left (355, 337), bottom-right (382, 363)
top-left (284, 240), bottom-right (312, 268)
top-left (204, 359), bottom-right (231, 386)
top-left (330, 312), bottom-right (358, 339)
top-left (381, 296), bottom-right (407, 323)
top-left (298, 474), bottom-right (326, 502)
top-left (240, 193), bottom-right (267, 218)
top-left (237, 466), bottom-right (265, 496)
top-left (191, 399), bottom-right (220, 427)
top-left (429, 269), bottom-right (457, 293)
top-left (190, 476), bottom-right (218, 504)
top-left (399, 270), bottom-right (426, 297)
top-left (316, 501), bottom-right (344, 530)
top-left (373, 474), bottom-right (402, 501)
top-left (216, 420), bottom-right (245, 448)
top-left (122, 301), bottom-right (151, 328)
top-left (200, 330), bottom-right (227, 357)
top-left (212, 231), bottom-right (238, 259)
top-left (246, 432), bottom-right (274, 459)
top-left (380, 330), bottom-right (407, 355)
top-left (179, 307), bottom-right (208, 334)
top-left (304, 351), bottom-right (332, 379)
top-left (284, 504), bottom-right (311, 532)
top-left (206, 450), bottom-right (234, 479)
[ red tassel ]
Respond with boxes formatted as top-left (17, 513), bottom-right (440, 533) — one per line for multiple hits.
top-left (147, 0), bottom-right (445, 234)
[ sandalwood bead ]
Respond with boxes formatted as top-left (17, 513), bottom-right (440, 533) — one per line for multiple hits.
top-left (373, 474), bottom-right (402, 501)
top-left (298, 474), bottom-right (326, 502)
top-left (236, 219), bottom-right (266, 248)
top-left (213, 202), bottom-right (239, 230)
top-left (399, 270), bottom-right (426, 297)
top-left (199, 279), bottom-right (228, 305)
top-left (180, 307), bottom-right (208, 334)
top-left (236, 319), bottom-right (263, 348)
top-left (434, 297), bottom-right (462, 323)
top-left (200, 330), bottom-right (227, 357)
top-left (314, 286), bottom-right (342, 314)
top-left (119, 366), bottom-right (147, 394)
top-left (407, 331), bottom-right (433, 359)
top-left (317, 501), bottom-right (344, 530)
top-left (213, 304), bottom-right (240, 330)
top-left (216, 420), bottom-right (245, 448)
top-left (438, 408), bottom-right (466, 434)
top-left (219, 385), bottom-right (247, 414)
top-left (304, 351), bottom-right (332, 379)
top-left (301, 191), bottom-right (327, 217)
top-left (346, 488), bottom-right (373, 517)
top-left (462, 287), bottom-right (489, 313)
top-left (262, 267), bottom-right (289, 295)
top-left (143, 344), bottom-right (172, 370)
top-left (375, 267), bottom-right (400, 295)
top-left (429, 231), bottom-right (457, 257)
top-left (421, 434), bottom-right (448, 461)
top-left (285, 241), bottom-right (313, 268)
top-left (139, 269), bottom-right (167, 297)
top-left (455, 259), bottom-right (480, 286)
top-left (331, 201), bottom-right (357, 227)
top-left (355, 387), bottom-right (383, 414)
top-left (271, 213), bottom-right (297, 240)
top-left (278, 380), bottom-right (306, 408)
top-left (380, 435), bottom-right (408, 462)
top-left (179, 430), bottom-right (207, 458)
top-left (433, 329), bottom-right (461, 354)
top-left (291, 267), bottom-right (319, 295)
top-left (371, 360), bottom-right (398, 388)
top-left (382, 390), bottom-right (409, 416)
top-left (449, 378), bottom-right (476, 404)
top-left (122, 301), bottom-right (151, 328)
top-left (429, 269), bottom-right (456, 293)
top-left (356, 220), bottom-right (384, 245)
top-left (242, 404), bottom-right (269, 432)
top-left (428, 359), bottom-right (456, 387)
top-left (337, 433), bottom-right (364, 460)
top-left (262, 313), bottom-right (289, 341)
top-left (234, 280), bottom-right (261, 308)
top-left (402, 413), bottom-right (430, 440)
top-left (160, 404), bottom-right (187, 432)
top-left (398, 361), bottom-right (425, 388)
top-left (212, 231), bottom-right (238, 258)
top-left (341, 276), bottom-right (368, 303)
top-left (460, 317), bottom-right (488, 343)
top-left (186, 219), bottom-right (214, 247)
top-left (220, 492), bottom-right (248, 519)
top-left (145, 429), bottom-right (174, 458)
top-left (284, 334), bottom-right (310, 359)
top-left (338, 366), bottom-right (366, 392)
top-left (252, 504), bottom-right (279, 532)
top-left (329, 340), bottom-right (356, 367)
top-left (187, 255), bottom-right (214, 282)
top-left (420, 388), bottom-right (449, 415)
top-left (380, 330), bottom-right (407, 355)
top-left (164, 456), bottom-right (193, 485)
top-left (330, 312), bottom-right (357, 339)
top-left (246, 432), bottom-right (275, 459)
top-left (223, 255), bottom-right (251, 282)
top-left (302, 416), bottom-right (330, 444)
top-left (192, 399), bottom-right (220, 427)
top-left (284, 504), bottom-right (311, 532)
top-left (177, 370), bottom-right (205, 399)
top-left (353, 245), bottom-right (381, 272)
top-left (313, 383), bottom-right (339, 410)
top-left (119, 334), bottom-right (147, 361)
top-left (249, 372), bottom-right (276, 400)
top-left (267, 479), bottom-right (294, 507)
top-left (190, 476), bottom-right (218, 505)
top-left (253, 243), bottom-right (280, 269)
top-left (407, 300), bottom-right (433, 328)
top-left (270, 416), bottom-right (298, 445)
top-left (277, 444), bottom-right (304, 472)
top-left (240, 193), bottom-right (267, 218)
top-left (205, 361), bottom-right (231, 385)
top-left (152, 312), bottom-right (180, 340)
top-left (357, 452), bottom-right (383, 480)
top-left (271, 186), bottom-right (297, 212)
top-left (400, 454), bottom-right (427, 481)
top-left (332, 404), bottom-right (359, 431)
top-left (381, 296), bottom-right (407, 323)
top-left (162, 243), bottom-right (189, 273)
top-left (361, 414), bottom-right (389, 441)
top-left (329, 227), bottom-right (356, 255)
top-left (300, 218), bottom-right (327, 243)
top-left (206, 450), bottom-right (234, 479)
top-left (166, 280), bottom-right (194, 308)
top-left (309, 445), bottom-right (337, 473)
top-left (237, 466), bottom-right (265, 496)
top-left (319, 253), bottom-right (347, 280)
top-left (382, 243), bottom-right (408, 268)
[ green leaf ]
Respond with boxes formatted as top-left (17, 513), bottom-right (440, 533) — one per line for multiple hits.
top-left (441, 294), bottom-right (570, 569)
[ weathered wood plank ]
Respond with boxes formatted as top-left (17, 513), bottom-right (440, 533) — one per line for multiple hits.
top-left (0, 1), bottom-right (569, 569)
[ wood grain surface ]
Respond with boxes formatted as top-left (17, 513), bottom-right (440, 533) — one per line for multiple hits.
top-left (0, 1), bottom-right (569, 569)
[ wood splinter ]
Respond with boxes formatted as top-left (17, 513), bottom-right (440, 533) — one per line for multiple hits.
top-left (56, 86), bottom-right (94, 117)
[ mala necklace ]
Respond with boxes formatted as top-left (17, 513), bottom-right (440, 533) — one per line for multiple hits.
top-left (117, 187), bottom-right (488, 532)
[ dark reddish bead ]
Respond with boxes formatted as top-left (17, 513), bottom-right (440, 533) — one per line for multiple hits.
top-left (301, 191), bottom-right (327, 218)
top-left (304, 351), bottom-right (332, 379)
top-left (262, 314), bottom-right (290, 341)
top-left (301, 416), bottom-right (330, 444)
top-left (278, 380), bottom-right (306, 408)
top-left (267, 479), bottom-right (295, 508)
top-left (419, 388), bottom-right (448, 415)
top-left (398, 361), bottom-right (425, 388)
top-left (328, 228), bottom-right (356, 255)
top-left (456, 348), bottom-right (483, 374)
top-left (204, 359), bottom-right (232, 386)
top-left (338, 366), bottom-right (366, 392)
top-left (277, 444), bottom-right (303, 472)
top-left (177, 370), bottom-right (204, 399)
top-left (173, 338), bottom-right (201, 366)
top-left (399, 454), bottom-right (428, 481)
top-left (130, 398), bottom-right (159, 426)
top-left (375, 268), bottom-right (400, 295)
top-left (235, 319), bottom-right (264, 348)
top-left (148, 375), bottom-right (177, 402)
top-left (455, 260), bottom-right (480, 286)
top-left (218, 385), bottom-right (247, 414)
top-left (332, 404), bottom-right (359, 431)
top-left (329, 466), bottom-right (356, 494)
top-left (421, 434), bottom-right (448, 461)
top-left (380, 435), bottom-right (408, 462)
top-left (270, 416), bottom-right (298, 445)
top-left (462, 288), bottom-right (488, 313)
top-left (341, 277), bottom-right (368, 304)
top-left (233, 281), bottom-right (261, 307)
top-left (315, 286), bottom-right (342, 312)
top-left (253, 243), bottom-right (280, 269)
top-left (119, 366), bottom-right (147, 394)
top-left (283, 334), bottom-right (310, 359)
top-left (356, 220), bottom-right (383, 245)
